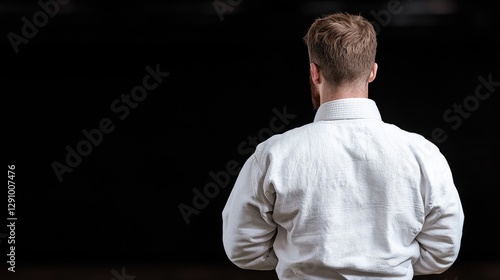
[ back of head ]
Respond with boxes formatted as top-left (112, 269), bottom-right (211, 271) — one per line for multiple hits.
top-left (303, 12), bottom-right (377, 87)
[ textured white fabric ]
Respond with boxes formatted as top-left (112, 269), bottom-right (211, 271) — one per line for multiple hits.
top-left (222, 98), bottom-right (464, 280)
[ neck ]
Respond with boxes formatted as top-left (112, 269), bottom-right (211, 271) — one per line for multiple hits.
top-left (320, 82), bottom-right (368, 104)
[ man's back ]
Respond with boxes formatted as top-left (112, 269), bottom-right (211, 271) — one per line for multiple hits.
top-left (222, 98), bottom-right (464, 279)
top-left (222, 12), bottom-right (464, 280)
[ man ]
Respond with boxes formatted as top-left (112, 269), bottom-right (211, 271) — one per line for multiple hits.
top-left (222, 12), bottom-right (464, 279)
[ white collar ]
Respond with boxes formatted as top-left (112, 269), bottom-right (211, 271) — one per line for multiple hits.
top-left (313, 98), bottom-right (382, 122)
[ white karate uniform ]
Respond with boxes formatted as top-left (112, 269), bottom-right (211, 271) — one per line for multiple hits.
top-left (222, 98), bottom-right (464, 280)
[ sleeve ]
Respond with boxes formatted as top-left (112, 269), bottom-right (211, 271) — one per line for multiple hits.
top-left (221, 153), bottom-right (278, 270)
top-left (413, 146), bottom-right (465, 275)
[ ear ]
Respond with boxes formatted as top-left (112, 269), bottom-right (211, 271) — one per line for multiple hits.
top-left (368, 63), bottom-right (378, 83)
top-left (310, 63), bottom-right (322, 85)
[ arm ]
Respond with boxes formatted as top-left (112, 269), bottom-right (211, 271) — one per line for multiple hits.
top-left (222, 154), bottom-right (278, 270)
top-left (413, 149), bottom-right (465, 275)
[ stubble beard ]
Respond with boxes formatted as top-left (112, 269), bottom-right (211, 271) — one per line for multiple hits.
top-left (310, 76), bottom-right (320, 110)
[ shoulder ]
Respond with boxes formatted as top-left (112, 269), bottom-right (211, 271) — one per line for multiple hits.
top-left (387, 124), bottom-right (451, 171)
top-left (252, 122), bottom-right (315, 158)
top-left (382, 122), bottom-right (441, 152)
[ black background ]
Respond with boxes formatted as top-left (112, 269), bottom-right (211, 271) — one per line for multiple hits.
top-left (2, 0), bottom-right (500, 279)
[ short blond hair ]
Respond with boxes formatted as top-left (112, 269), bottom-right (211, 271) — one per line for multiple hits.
top-left (303, 12), bottom-right (377, 86)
